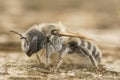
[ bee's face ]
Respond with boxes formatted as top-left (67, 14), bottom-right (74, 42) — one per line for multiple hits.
top-left (22, 29), bottom-right (46, 57)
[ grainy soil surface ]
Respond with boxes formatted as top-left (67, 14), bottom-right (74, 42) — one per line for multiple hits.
top-left (0, 0), bottom-right (120, 80)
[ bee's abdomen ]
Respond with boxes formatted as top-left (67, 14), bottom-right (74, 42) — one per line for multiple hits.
top-left (80, 39), bottom-right (102, 63)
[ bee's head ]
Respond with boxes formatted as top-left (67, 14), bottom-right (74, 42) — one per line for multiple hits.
top-left (21, 29), bottom-right (46, 57)
top-left (10, 29), bottom-right (46, 57)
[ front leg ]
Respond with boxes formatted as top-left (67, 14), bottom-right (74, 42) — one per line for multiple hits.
top-left (36, 53), bottom-right (41, 64)
top-left (35, 49), bottom-right (45, 64)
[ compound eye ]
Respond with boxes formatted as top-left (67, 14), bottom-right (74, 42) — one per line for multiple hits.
top-left (69, 41), bottom-right (78, 48)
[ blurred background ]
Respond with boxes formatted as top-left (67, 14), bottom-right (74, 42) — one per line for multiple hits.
top-left (0, 0), bottom-right (120, 51)
top-left (0, 0), bottom-right (120, 79)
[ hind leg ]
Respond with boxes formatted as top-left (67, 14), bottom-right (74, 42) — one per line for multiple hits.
top-left (95, 52), bottom-right (102, 65)
top-left (79, 46), bottom-right (98, 68)
top-left (88, 54), bottom-right (98, 68)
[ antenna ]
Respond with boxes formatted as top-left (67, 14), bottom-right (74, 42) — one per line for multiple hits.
top-left (10, 30), bottom-right (28, 42)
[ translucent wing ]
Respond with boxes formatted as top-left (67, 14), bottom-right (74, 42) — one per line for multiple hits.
top-left (52, 30), bottom-right (94, 41)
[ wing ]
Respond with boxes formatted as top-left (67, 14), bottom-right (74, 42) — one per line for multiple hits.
top-left (54, 30), bottom-right (94, 41)
top-left (67, 30), bottom-right (95, 41)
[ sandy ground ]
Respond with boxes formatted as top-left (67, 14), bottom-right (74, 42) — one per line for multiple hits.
top-left (0, 0), bottom-right (120, 80)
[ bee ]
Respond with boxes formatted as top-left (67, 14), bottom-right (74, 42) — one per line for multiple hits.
top-left (53, 35), bottom-right (102, 72)
top-left (10, 22), bottom-right (100, 72)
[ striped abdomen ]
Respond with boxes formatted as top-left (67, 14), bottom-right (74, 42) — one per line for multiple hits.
top-left (79, 39), bottom-right (102, 63)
